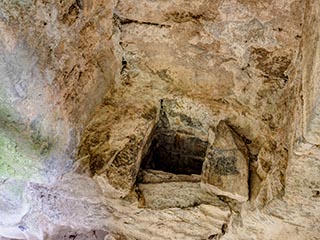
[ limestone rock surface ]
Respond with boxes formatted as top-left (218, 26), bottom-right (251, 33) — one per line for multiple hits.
top-left (1, 0), bottom-right (320, 240)
top-left (202, 121), bottom-right (249, 202)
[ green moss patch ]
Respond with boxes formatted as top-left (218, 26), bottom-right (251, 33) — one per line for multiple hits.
top-left (0, 132), bottom-right (44, 182)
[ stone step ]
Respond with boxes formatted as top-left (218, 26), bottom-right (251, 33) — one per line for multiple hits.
top-left (139, 169), bottom-right (201, 183)
top-left (138, 181), bottom-right (231, 222)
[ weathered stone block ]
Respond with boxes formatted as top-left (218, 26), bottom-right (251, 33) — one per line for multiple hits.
top-left (138, 182), bottom-right (230, 210)
top-left (201, 121), bottom-right (249, 202)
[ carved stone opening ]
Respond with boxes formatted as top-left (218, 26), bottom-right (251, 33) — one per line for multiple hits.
top-left (140, 130), bottom-right (208, 175)
top-left (135, 99), bottom-right (222, 210)
top-left (134, 99), bottom-right (249, 211)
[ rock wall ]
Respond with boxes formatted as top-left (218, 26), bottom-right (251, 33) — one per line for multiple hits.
top-left (79, 0), bottom-right (304, 208)
top-left (301, 0), bottom-right (320, 144)
top-left (0, 0), bottom-right (119, 181)
top-left (0, 1), bottom-right (119, 239)
top-left (1, 0), bottom-right (320, 240)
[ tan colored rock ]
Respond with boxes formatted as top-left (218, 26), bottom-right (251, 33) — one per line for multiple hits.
top-left (3, 0), bottom-right (320, 239)
top-left (202, 121), bottom-right (249, 202)
top-left (138, 182), bottom-right (229, 210)
top-left (139, 169), bottom-right (201, 184)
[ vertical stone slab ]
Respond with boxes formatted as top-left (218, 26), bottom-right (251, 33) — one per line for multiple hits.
top-left (301, 0), bottom-right (320, 145)
top-left (201, 121), bottom-right (249, 202)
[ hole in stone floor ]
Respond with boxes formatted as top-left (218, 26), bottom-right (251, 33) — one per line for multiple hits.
top-left (141, 130), bottom-right (208, 175)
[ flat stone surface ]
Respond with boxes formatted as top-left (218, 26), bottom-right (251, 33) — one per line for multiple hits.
top-left (139, 169), bottom-right (201, 183)
top-left (138, 181), bottom-right (230, 211)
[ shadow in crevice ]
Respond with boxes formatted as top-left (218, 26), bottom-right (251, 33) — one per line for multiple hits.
top-left (141, 130), bottom-right (208, 175)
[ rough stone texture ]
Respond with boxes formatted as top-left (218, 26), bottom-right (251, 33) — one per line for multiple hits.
top-left (141, 98), bottom-right (211, 175)
top-left (0, 0), bottom-right (119, 239)
top-left (138, 182), bottom-right (229, 210)
top-left (0, 0), bottom-right (119, 182)
top-left (1, 0), bottom-right (320, 239)
top-left (202, 121), bottom-right (249, 202)
top-left (301, 0), bottom-right (320, 145)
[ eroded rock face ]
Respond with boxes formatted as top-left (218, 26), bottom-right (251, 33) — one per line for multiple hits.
top-left (1, 0), bottom-right (320, 239)
top-left (202, 121), bottom-right (249, 202)
top-left (0, 0), bottom-right (119, 182)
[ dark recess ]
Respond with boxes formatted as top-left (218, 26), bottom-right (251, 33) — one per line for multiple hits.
top-left (141, 130), bottom-right (208, 175)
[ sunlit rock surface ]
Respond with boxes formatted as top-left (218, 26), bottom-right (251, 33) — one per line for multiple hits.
top-left (0, 0), bottom-right (319, 239)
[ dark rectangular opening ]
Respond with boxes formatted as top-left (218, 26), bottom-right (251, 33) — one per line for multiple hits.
top-left (141, 131), bottom-right (208, 175)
